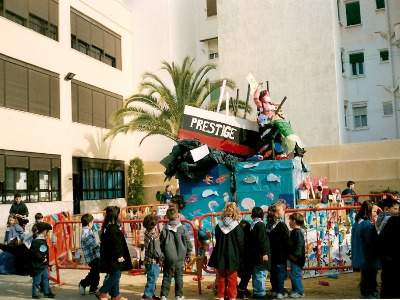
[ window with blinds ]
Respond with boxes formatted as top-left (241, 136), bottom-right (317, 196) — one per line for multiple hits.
top-left (0, 54), bottom-right (60, 117)
top-left (345, 1), bottom-right (361, 26)
top-left (349, 52), bottom-right (364, 76)
top-left (353, 104), bottom-right (367, 128)
top-left (0, 150), bottom-right (61, 204)
top-left (206, 0), bottom-right (217, 17)
top-left (71, 9), bottom-right (122, 70)
top-left (73, 157), bottom-right (125, 200)
top-left (71, 79), bottom-right (122, 129)
top-left (0, 0), bottom-right (58, 41)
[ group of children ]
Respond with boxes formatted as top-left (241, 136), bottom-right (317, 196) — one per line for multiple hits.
top-left (78, 205), bottom-right (192, 300)
top-left (351, 196), bottom-right (400, 299)
top-left (208, 201), bottom-right (306, 300)
top-left (0, 211), bottom-right (56, 298)
top-left (10, 195), bottom-right (399, 300)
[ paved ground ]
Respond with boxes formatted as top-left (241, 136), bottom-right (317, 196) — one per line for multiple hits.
top-left (0, 268), bottom-right (367, 299)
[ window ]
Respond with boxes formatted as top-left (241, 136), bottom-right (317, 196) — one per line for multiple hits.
top-left (206, 0), bottom-right (217, 17)
top-left (380, 50), bottom-right (389, 62)
top-left (91, 46), bottom-right (104, 61)
top-left (353, 105), bottom-right (367, 128)
top-left (346, 1), bottom-right (361, 26)
top-left (49, 24), bottom-right (58, 40)
top-left (0, 151), bottom-right (61, 204)
top-left (376, 0), bottom-right (385, 9)
top-left (344, 103), bottom-right (348, 128)
top-left (71, 10), bottom-right (122, 70)
top-left (341, 49), bottom-right (345, 73)
top-left (71, 79), bottom-right (123, 128)
top-left (208, 39), bottom-right (218, 61)
top-left (0, 54), bottom-right (60, 118)
top-left (78, 40), bottom-right (90, 55)
top-left (383, 102), bottom-right (393, 116)
top-left (104, 54), bottom-right (116, 68)
top-left (349, 52), bottom-right (364, 76)
top-left (73, 158), bottom-right (125, 201)
top-left (29, 14), bottom-right (48, 35)
top-left (209, 53), bottom-right (219, 60)
top-left (5, 10), bottom-right (26, 26)
top-left (1, 1), bottom-right (58, 41)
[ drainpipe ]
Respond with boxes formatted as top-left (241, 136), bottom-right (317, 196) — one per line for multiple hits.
top-left (385, 0), bottom-right (399, 139)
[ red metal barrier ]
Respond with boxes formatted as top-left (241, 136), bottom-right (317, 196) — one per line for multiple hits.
top-left (49, 218), bottom-right (204, 294)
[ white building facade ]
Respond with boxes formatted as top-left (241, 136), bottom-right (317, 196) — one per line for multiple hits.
top-left (0, 0), bottom-right (136, 223)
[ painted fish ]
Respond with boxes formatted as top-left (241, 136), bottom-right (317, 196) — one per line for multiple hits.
top-left (202, 190), bottom-right (219, 198)
top-left (259, 144), bottom-right (269, 153)
top-left (260, 128), bottom-right (271, 139)
top-left (263, 150), bottom-right (272, 158)
top-left (203, 175), bottom-right (213, 185)
top-left (215, 174), bottom-right (229, 183)
top-left (266, 192), bottom-right (274, 200)
top-left (243, 176), bottom-right (258, 184)
top-left (267, 173), bottom-right (280, 182)
top-left (243, 162), bottom-right (259, 169)
top-left (186, 194), bottom-right (199, 203)
top-left (208, 200), bottom-right (219, 212)
top-left (273, 142), bottom-right (284, 152)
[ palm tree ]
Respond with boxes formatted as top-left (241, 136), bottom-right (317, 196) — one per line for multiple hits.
top-left (104, 56), bottom-right (249, 145)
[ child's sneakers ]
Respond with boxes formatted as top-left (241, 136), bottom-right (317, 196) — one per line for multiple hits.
top-left (237, 287), bottom-right (252, 299)
top-left (78, 282), bottom-right (86, 295)
top-left (290, 292), bottom-right (305, 298)
top-left (175, 297), bottom-right (185, 300)
top-left (277, 292), bottom-right (289, 299)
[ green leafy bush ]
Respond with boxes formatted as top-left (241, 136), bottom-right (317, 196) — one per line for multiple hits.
top-left (127, 157), bottom-right (144, 206)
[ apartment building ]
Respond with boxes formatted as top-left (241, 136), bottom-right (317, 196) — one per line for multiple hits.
top-left (0, 0), bottom-right (136, 223)
top-left (214, 0), bottom-right (400, 147)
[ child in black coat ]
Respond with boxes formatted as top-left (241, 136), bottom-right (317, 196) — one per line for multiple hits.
top-left (30, 222), bottom-right (55, 299)
top-left (237, 219), bottom-right (252, 298)
top-left (208, 202), bottom-right (244, 300)
top-left (266, 201), bottom-right (291, 299)
top-left (250, 207), bottom-right (272, 300)
top-left (288, 213), bottom-right (306, 298)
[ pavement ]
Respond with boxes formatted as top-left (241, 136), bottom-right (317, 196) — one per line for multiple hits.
top-left (0, 268), bottom-right (216, 300)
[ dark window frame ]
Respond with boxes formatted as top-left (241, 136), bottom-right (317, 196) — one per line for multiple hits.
top-left (71, 79), bottom-right (122, 129)
top-left (0, 54), bottom-right (60, 118)
top-left (74, 157), bottom-right (125, 201)
top-left (0, 151), bottom-right (61, 204)
top-left (1, 1), bottom-right (59, 41)
top-left (70, 9), bottom-right (121, 70)
top-left (380, 50), bottom-right (389, 62)
top-left (5, 10), bottom-right (26, 26)
top-left (345, 1), bottom-right (361, 26)
top-left (349, 52), bottom-right (364, 76)
top-left (376, 0), bottom-right (385, 9)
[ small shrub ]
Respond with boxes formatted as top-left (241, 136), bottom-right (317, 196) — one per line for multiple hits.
top-left (127, 157), bottom-right (145, 206)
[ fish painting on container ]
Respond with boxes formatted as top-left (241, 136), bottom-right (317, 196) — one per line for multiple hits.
top-left (179, 164), bottom-right (232, 225)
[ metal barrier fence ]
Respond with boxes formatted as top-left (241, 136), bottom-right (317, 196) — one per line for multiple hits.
top-left (46, 193), bottom-right (392, 293)
top-left (48, 218), bottom-right (204, 294)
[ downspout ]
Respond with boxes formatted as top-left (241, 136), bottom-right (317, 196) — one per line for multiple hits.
top-left (385, 0), bottom-right (399, 139)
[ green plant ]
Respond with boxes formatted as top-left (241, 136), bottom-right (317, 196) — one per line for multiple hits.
top-left (369, 187), bottom-right (399, 202)
top-left (104, 56), bottom-right (244, 145)
top-left (127, 157), bottom-right (145, 206)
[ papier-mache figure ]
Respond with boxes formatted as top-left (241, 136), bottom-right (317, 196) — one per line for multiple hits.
top-left (251, 81), bottom-right (305, 161)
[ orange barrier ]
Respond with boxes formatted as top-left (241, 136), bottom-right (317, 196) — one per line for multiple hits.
top-left (49, 218), bottom-right (204, 294)
top-left (120, 204), bottom-right (169, 248)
